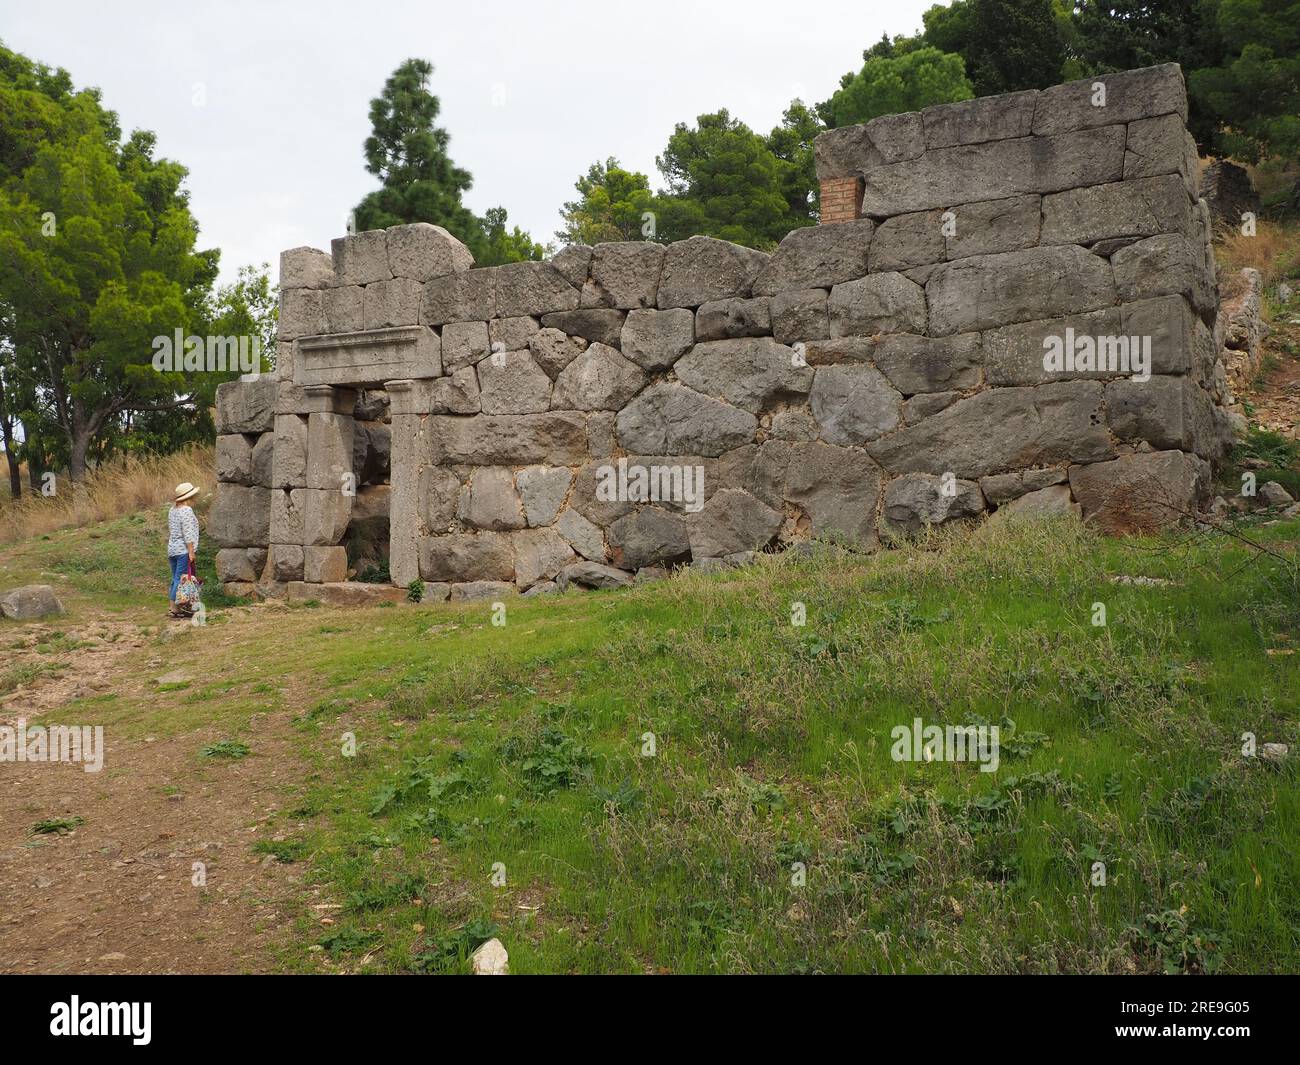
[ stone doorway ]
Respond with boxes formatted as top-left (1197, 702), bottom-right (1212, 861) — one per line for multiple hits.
top-left (345, 388), bottom-right (391, 584)
top-left (286, 324), bottom-right (437, 590)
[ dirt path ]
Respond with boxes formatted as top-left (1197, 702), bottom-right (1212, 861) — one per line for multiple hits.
top-left (0, 608), bottom-right (311, 974)
top-left (1, 618), bottom-right (147, 718)
top-left (1248, 311), bottom-right (1300, 439)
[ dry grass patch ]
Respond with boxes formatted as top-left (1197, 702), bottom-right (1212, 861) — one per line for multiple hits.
top-left (0, 446), bottom-right (213, 544)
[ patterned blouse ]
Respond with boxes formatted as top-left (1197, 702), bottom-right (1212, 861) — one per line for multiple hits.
top-left (167, 505), bottom-right (200, 558)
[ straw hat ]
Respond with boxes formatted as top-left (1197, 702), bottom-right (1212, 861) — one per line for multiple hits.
top-left (173, 482), bottom-right (200, 504)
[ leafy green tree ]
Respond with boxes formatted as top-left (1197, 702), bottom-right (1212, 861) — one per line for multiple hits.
top-left (559, 111), bottom-right (821, 251)
top-left (0, 45), bottom-right (118, 181)
top-left (479, 207), bottom-right (545, 264)
top-left (0, 334), bottom-right (24, 497)
top-left (766, 101), bottom-right (823, 224)
top-left (1188, 0), bottom-right (1300, 163)
top-left (117, 263), bottom-right (277, 459)
top-left (0, 127), bottom-right (206, 479)
top-left (654, 110), bottom-right (807, 247)
top-left (0, 325), bottom-right (51, 493)
top-left (862, 32), bottom-right (928, 60)
top-left (1071, 1), bottom-right (1226, 150)
top-left (352, 58), bottom-right (541, 266)
top-left (556, 159), bottom-right (658, 245)
top-left (0, 42), bottom-right (261, 479)
top-left (1071, 0), bottom-right (1223, 72)
top-left (818, 44), bottom-right (973, 128)
top-left (922, 0), bottom-right (1069, 96)
top-left (922, 1), bottom-right (977, 62)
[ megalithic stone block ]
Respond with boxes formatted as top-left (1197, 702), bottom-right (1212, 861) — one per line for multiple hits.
top-left (362, 277), bottom-right (423, 329)
top-left (1125, 114), bottom-right (1200, 198)
top-left (1040, 175), bottom-right (1194, 247)
top-left (332, 230), bottom-right (391, 286)
top-left (215, 434), bottom-right (254, 485)
top-left (323, 286), bottom-right (364, 333)
top-left (814, 111), bottom-right (924, 178)
top-left (753, 220), bottom-right (874, 294)
top-left (1068, 449), bottom-right (1207, 534)
top-left (920, 91), bottom-right (1038, 150)
top-left (925, 245), bottom-right (1116, 337)
top-left (279, 288), bottom-right (327, 341)
top-left (250, 433), bottom-right (275, 488)
top-left (386, 222), bottom-right (474, 281)
top-left (656, 236), bottom-right (770, 309)
top-left (270, 488), bottom-right (307, 545)
top-left (215, 378), bottom-right (277, 434)
top-left (269, 543), bottom-right (305, 582)
top-left (304, 545), bottom-right (348, 583)
top-left (495, 261), bottom-right (581, 317)
top-left (274, 338), bottom-right (295, 382)
top-left (216, 548), bottom-right (258, 583)
top-left (302, 489), bottom-right (352, 547)
top-left (1031, 63), bottom-right (1187, 136)
top-left (209, 484), bottom-right (272, 548)
top-left (271, 414), bottom-right (308, 488)
top-left (582, 242), bottom-right (665, 310)
top-left (280, 246), bottom-right (333, 290)
top-left (1111, 233), bottom-right (1217, 322)
top-left (858, 126), bottom-right (1126, 217)
top-left (422, 268), bottom-right (498, 325)
top-left (277, 383), bottom-right (358, 416)
top-left (306, 410), bottom-right (355, 492)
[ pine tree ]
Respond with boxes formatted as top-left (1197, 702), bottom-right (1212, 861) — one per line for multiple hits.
top-left (352, 58), bottom-right (481, 246)
top-left (352, 58), bottom-right (542, 265)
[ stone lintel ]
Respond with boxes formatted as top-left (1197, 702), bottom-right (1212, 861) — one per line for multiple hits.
top-left (296, 325), bottom-right (442, 387)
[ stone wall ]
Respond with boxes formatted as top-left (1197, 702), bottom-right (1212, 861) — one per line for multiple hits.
top-left (1218, 267), bottom-right (1267, 403)
top-left (1200, 159), bottom-right (1260, 235)
top-left (211, 62), bottom-right (1236, 600)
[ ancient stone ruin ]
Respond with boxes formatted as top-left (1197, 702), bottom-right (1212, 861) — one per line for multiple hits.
top-left (1200, 159), bottom-right (1260, 236)
top-left (211, 63), bottom-right (1236, 603)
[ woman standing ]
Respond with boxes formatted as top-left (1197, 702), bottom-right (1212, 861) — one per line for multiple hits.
top-left (167, 482), bottom-right (201, 618)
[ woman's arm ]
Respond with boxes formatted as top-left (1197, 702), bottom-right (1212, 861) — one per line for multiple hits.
top-left (184, 509), bottom-right (199, 561)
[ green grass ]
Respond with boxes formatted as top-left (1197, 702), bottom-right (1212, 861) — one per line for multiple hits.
top-left (0, 657), bottom-right (64, 696)
top-left (0, 502), bottom-right (249, 621)
top-left (253, 838), bottom-right (310, 863)
top-left (247, 517), bottom-right (1299, 975)
top-left (30, 816), bottom-right (85, 835)
top-left (11, 503), bottom-right (1300, 974)
top-left (1219, 424), bottom-right (1300, 502)
top-left (200, 740), bottom-right (251, 760)
top-left (1234, 425), bottom-right (1300, 473)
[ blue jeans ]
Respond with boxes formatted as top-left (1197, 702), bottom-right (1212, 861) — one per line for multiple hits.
top-left (169, 553), bottom-right (190, 601)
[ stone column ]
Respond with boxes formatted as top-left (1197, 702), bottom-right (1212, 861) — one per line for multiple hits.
top-left (386, 379), bottom-right (445, 588)
top-left (300, 385), bottom-right (355, 583)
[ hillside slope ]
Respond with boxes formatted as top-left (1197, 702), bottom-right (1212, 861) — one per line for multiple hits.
top-left (2, 501), bottom-right (1298, 974)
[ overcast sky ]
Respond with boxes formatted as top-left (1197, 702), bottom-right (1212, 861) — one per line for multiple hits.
top-left (1, 0), bottom-right (931, 285)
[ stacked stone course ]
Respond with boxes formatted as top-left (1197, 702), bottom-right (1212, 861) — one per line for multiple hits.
top-left (212, 63), bottom-right (1237, 599)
